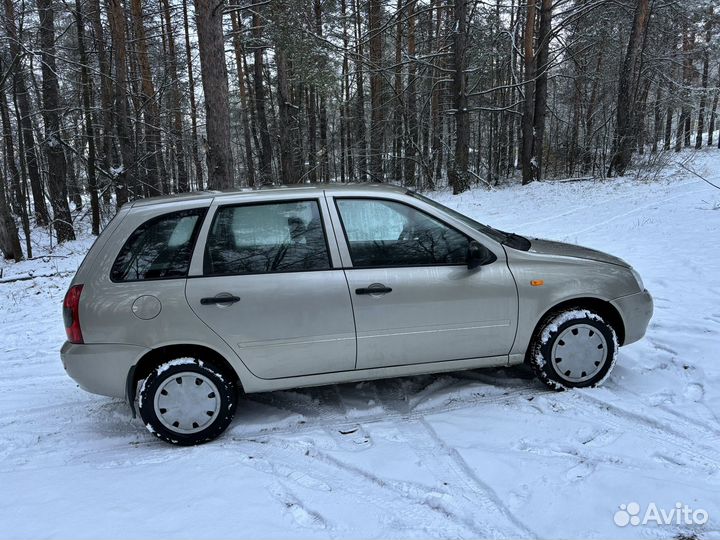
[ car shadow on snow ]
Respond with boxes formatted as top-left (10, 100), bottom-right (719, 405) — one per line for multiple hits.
top-left (228, 365), bottom-right (540, 439)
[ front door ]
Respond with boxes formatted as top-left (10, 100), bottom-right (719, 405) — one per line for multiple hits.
top-left (332, 197), bottom-right (517, 370)
top-left (186, 199), bottom-right (356, 379)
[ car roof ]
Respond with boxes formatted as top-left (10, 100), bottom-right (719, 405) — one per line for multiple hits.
top-left (130, 182), bottom-right (409, 208)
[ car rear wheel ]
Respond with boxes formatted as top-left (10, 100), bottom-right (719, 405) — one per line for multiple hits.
top-left (138, 358), bottom-right (236, 445)
top-left (530, 308), bottom-right (618, 391)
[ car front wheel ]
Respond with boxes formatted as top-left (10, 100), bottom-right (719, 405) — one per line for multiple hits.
top-left (530, 308), bottom-right (618, 391)
top-left (138, 358), bottom-right (237, 445)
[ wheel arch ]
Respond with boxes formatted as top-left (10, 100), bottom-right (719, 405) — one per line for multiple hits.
top-left (528, 297), bottom-right (626, 355)
top-left (126, 344), bottom-right (242, 417)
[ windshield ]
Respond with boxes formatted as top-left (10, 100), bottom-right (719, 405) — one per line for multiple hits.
top-left (407, 191), bottom-right (508, 244)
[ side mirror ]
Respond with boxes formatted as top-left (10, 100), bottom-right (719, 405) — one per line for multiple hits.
top-left (467, 241), bottom-right (496, 269)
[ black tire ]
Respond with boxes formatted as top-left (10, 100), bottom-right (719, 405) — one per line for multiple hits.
top-left (139, 357), bottom-right (237, 445)
top-left (529, 308), bottom-right (618, 391)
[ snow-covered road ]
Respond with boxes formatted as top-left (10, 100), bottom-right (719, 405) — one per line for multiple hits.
top-left (2, 152), bottom-right (719, 539)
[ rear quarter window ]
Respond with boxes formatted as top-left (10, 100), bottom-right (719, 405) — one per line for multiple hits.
top-left (111, 208), bottom-right (206, 282)
top-left (74, 206), bottom-right (129, 278)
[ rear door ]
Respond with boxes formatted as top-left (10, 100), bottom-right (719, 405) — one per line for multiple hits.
top-left (328, 195), bottom-right (517, 370)
top-left (185, 196), bottom-right (356, 379)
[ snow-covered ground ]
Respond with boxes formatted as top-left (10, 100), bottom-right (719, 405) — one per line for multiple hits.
top-left (2, 151), bottom-right (720, 539)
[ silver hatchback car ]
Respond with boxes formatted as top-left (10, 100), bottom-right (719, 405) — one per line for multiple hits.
top-left (61, 184), bottom-right (652, 445)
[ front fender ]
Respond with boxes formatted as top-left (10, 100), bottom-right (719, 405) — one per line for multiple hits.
top-left (506, 247), bottom-right (640, 356)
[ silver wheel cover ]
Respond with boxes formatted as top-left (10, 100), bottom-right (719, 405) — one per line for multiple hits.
top-left (153, 371), bottom-right (221, 434)
top-left (550, 323), bottom-right (609, 383)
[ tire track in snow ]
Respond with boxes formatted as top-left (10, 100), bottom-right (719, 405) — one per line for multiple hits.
top-left (568, 392), bottom-right (720, 477)
top-left (236, 383), bottom-right (539, 538)
top-left (246, 416), bottom-right (534, 538)
top-left (508, 425), bottom-right (713, 482)
top-left (415, 417), bottom-right (536, 537)
top-left (268, 482), bottom-right (329, 531)
top-left (605, 379), bottom-right (720, 437)
top-left (244, 437), bottom-right (477, 537)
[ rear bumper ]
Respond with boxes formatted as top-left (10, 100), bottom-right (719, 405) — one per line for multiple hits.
top-left (611, 289), bottom-right (654, 346)
top-left (61, 342), bottom-right (148, 398)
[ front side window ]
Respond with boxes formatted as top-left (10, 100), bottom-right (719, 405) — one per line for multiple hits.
top-left (204, 200), bottom-right (330, 275)
top-left (336, 198), bottom-right (470, 268)
top-left (111, 208), bottom-right (205, 282)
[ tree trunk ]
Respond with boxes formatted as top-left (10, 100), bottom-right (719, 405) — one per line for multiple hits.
top-left (75, 0), bottom-right (100, 235)
top-left (0, 55), bottom-right (24, 261)
top-left (3, 0), bottom-right (50, 225)
top-left (131, 0), bottom-right (164, 194)
top-left (664, 61), bottom-right (674, 151)
top-left (275, 47), bottom-right (301, 184)
top-left (368, 0), bottom-right (384, 182)
top-left (194, 0), bottom-right (234, 189)
top-left (107, 0), bottom-right (135, 204)
top-left (230, 7), bottom-right (256, 187)
top-left (314, 0), bottom-right (330, 182)
top-left (429, 0), bottom-right (443, 189)
top-left (608, 0), bottom-right (651, 176)
top-left (252, 7), bottom-right (273, 184)
top-left (520, 0), bottom-right (536, 184)
top-left (37, 0), bottom-right (75, 242)
top-left (675, 28), bottom-right (693, 152)
top-left (88, 0), bottom-right (113, 203)
top-left (161, 0), bottom-right (190, 192)
top-left (308, 87), bottom-right (318, 183)
top-left (695, 10), bottom-right (712, 149)
top-left (392, 0), bottom-right (404, 183)
top-left (708, 69), bottom-right (719, 147)
top-left (531, 0), bottom-right (552, 181)
top-left (353, 0), bottom-right (368, 181)
top-left (0, 172), bottom-right (22, 261)
top-left (449, 0), bottom-right (470, 194)
top-left (683, 31), bottom-right (695, 149)
top-left (341, 0), bottom-right (352, 181)
top-left (635, 78), bottom-right (651, 154)
top-left (651, 79), bottom-right (662, 153)
top-left (0, 59), bottom-right (30, 257)
top-left (510, 0), bottom-right (522, 174)
top-left (0, 55), bottom-right (27, 215)
top-left (568, 77), bottom-right (581, 174)
top-left (127, 39), bottom-right (148, 196)
top-left (695, 50), bottom-right (709, 149)
top-left (664, 105), bottom-right (674, 151)
top-left (182, 0), bottom-right (205, 189)
top-left (64, 119), bottom-right (83, 209)
top-left (404, 0), bottom-right (418, 188)
top-left (675, 106), bottom-right (685, 152)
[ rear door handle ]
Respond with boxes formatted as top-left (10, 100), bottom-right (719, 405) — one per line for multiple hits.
top-left (355, 285), bottom-right (392, 295)
top-left (200, 294), bottom-right (241, 305)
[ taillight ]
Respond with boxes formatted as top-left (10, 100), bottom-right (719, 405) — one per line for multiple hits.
top-left (63, 284), bottom-right (84, 344)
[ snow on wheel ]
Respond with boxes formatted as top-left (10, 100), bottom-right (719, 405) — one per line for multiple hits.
top-left (530, 308), bottom-right (618, 391)
top-left (138, 358), bottom-right (236, 445)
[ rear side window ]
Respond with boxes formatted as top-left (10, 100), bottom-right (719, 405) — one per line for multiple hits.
top-left (111, 208), bottom-right (206, 282)
top-left (204, 200), bottom-right (330, 275)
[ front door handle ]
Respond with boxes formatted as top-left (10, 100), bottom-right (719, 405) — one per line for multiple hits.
top-left (355, 284), bottom-right (392, 296)
top-left (200, 294), bottom-right (241, 305)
